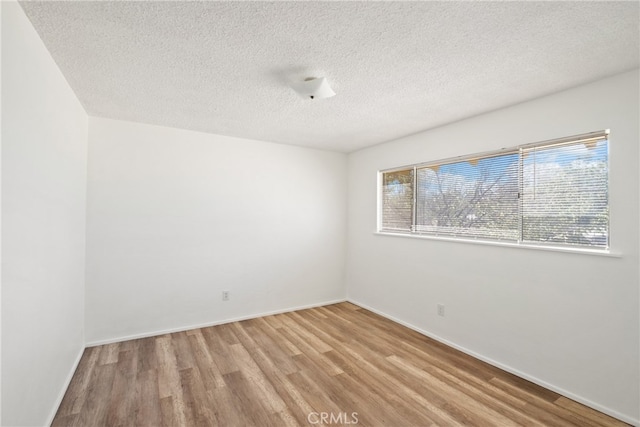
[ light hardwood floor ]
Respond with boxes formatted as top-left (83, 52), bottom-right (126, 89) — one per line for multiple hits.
top-left (53, 303), bottom-right (628, 426)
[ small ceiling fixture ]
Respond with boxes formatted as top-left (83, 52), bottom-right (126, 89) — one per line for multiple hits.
top-left (291, 77), bottom-right (335, 100)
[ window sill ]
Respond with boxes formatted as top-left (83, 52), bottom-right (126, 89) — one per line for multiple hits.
top-left (374, 231), bottom-right (622, 258)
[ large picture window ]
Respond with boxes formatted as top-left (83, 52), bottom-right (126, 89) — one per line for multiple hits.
top-left (379, 131), bottom-right (609, 249)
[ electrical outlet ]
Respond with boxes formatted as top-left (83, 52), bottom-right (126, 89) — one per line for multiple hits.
top-left (222, 290), bottom-right (230, 301)
top-left (437, 304), bottom-right (445, 317)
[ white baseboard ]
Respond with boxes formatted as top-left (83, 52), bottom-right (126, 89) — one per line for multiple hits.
top-left (46, 346), bottom-right (85, 427)
top-left (85, 298), bottom-right (347, 347)
top-left (348, 298), bottom-right (639, 427)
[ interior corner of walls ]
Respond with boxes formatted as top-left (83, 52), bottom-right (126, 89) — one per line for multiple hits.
top-left (2, 2), bottom-right (89, 425)
top-left (45, 346), bottom-right (84, 427)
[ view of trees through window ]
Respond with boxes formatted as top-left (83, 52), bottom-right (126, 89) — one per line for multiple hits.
top-left (415, 152), bottom-right (519, 240)
top-left (380, 134), bottom-right (609, 249)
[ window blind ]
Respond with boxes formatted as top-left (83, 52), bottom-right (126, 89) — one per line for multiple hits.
top-left (521, 136), bottom-right (608, 248)
top-left (381, 169), bottom-right (414, 231)
top-left (379, 131), bottom-right (609, 250)
top-left (415, 152), bottom-right (520, 241)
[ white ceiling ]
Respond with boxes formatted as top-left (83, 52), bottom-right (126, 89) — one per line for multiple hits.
top-left (19, 1), bottom-right (640, 153)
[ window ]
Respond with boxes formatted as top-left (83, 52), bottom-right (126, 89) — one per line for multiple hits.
top-left (379, 131), bottom-right (609, 249)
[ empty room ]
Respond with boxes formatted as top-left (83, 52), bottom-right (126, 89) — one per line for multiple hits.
top-left (2, 1), bottom-right (639, 426)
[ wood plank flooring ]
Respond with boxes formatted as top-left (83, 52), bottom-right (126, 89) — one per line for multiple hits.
top-left (53, 303), bottom-right (628, 426)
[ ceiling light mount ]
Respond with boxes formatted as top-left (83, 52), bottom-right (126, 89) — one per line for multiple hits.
top-left (291, 77), bottom-right (335, 100)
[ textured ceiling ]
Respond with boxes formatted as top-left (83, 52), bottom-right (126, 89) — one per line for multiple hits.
top-left (19, 1), bottom-right (640, 153)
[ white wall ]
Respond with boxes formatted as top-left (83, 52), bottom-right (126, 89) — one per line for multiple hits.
top-left (347, 69), bottom-right (639, 424)
top-left (0, 3), bottom-right (4, 423)
top-left (85, 118), bottom-right (347, 344)
top-left (1, 2), bottom-right (88, 426)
